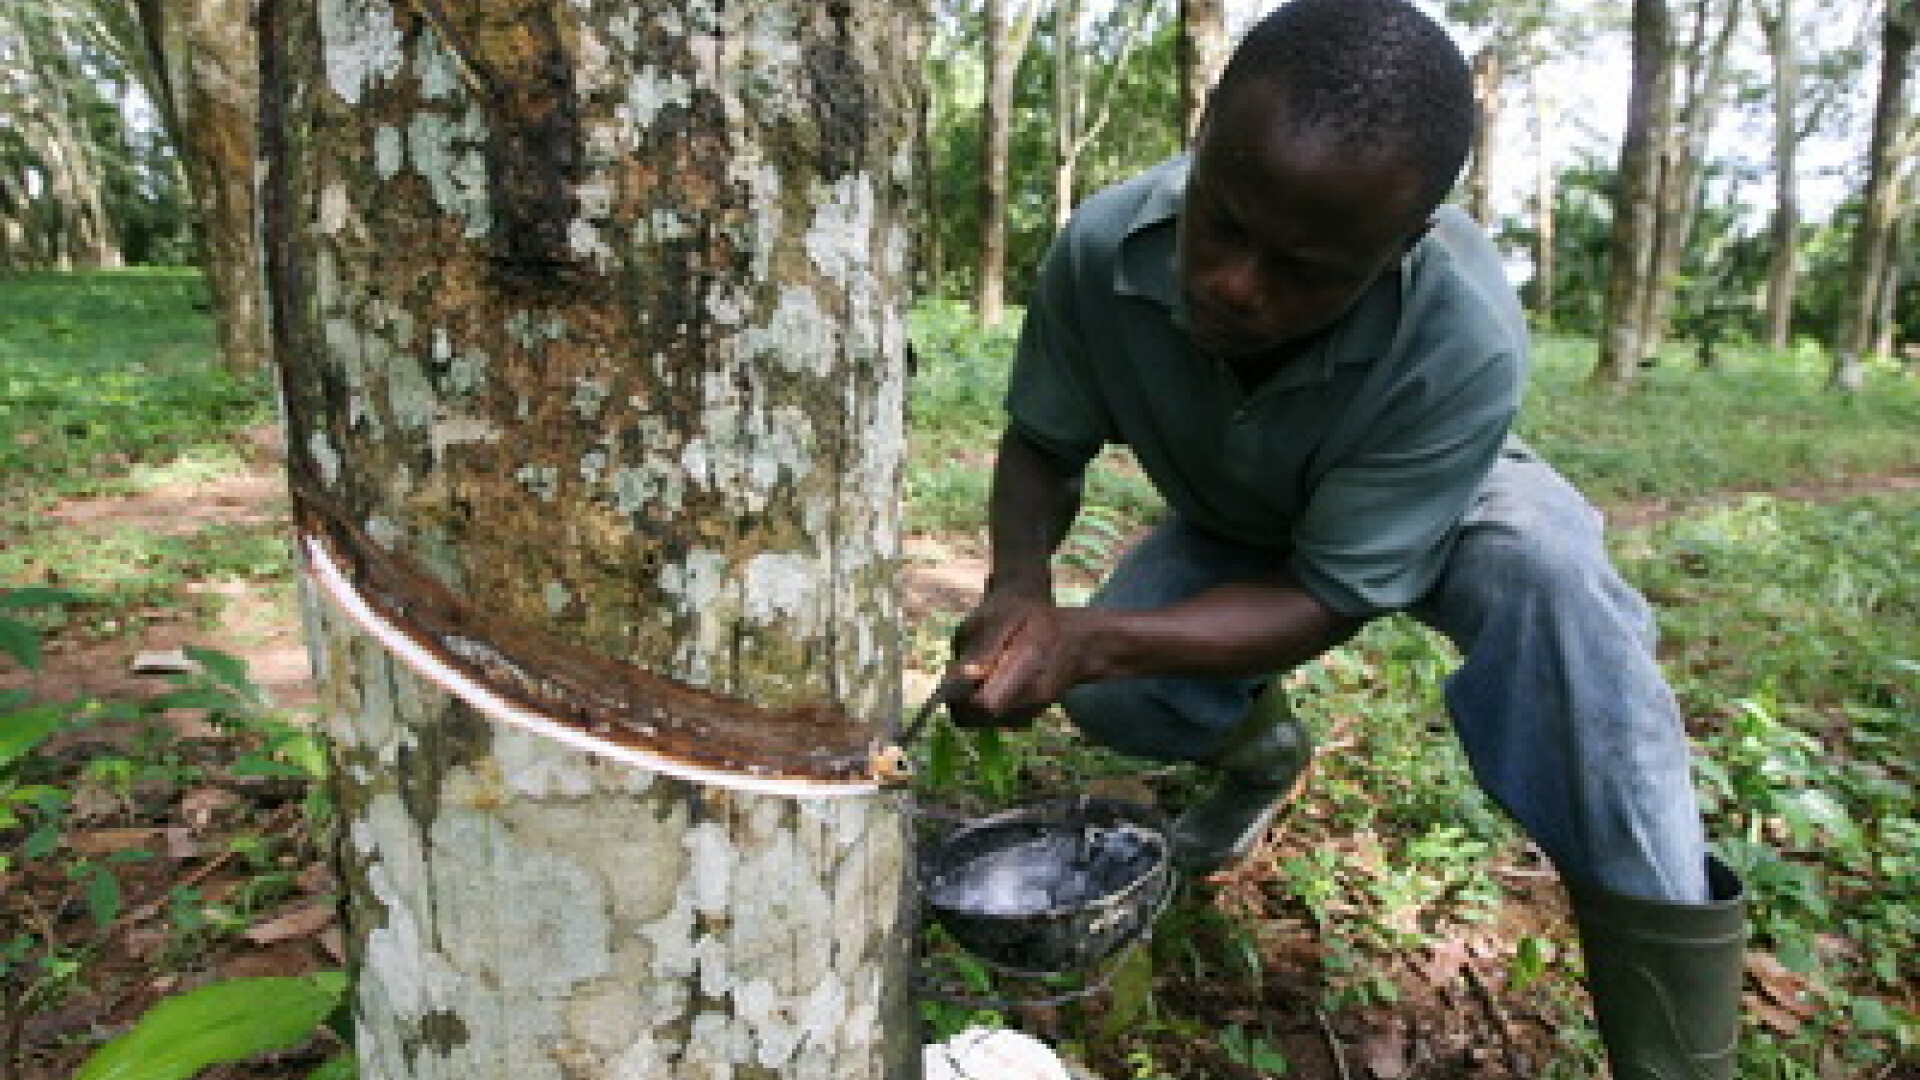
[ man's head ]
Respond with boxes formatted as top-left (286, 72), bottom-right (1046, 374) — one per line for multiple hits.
top-left (1177, 0), bottom-right (1474, 359)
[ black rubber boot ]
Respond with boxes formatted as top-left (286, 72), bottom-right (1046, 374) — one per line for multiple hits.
top-left (1567, 857), bottom-right (1747, 1079)
top-left (1170, 683), bottom-right (1312, 873)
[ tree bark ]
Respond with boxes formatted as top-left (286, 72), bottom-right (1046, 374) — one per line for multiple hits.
top-left (1465, 44), bottom-right (1501, 226)
top-left (975, 0), bottom-right (1038, 328)
top-left (1634, 0), bottom-right (1743, 363)
top-left (1178, 0), bottom-right (1228, 143)
top-left (1834, 0), bottom-right (1919, 389)
top-left (1757, 0), bottom-right (1802, 349)
top-left (13, 7), bottom-right (124, 270)
top-left (133, 0), bottom-right (267, 371)
top-left (1594, 0), bottom-right (1675, 386)
top-left (262, 0), bottom-right (924, 1076)
top-left (1051, 1), bottom-right (1151, 231)
top-left (1528, 70), bottom-right (1558, 324)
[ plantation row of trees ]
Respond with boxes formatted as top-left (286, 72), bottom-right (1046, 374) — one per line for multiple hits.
top-left (0, 0), bottom-right (1912, 384)
top-left (927, 0), bottom-right (1917, 389)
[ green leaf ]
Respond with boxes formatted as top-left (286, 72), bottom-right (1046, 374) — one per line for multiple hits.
top-left (0, 588), bottom-right (87, 610)
top-left (183, 647), bottom-right (261, 701)
top-left (0, 618), bottom-right (41, 671)
top-left (0, 703), bottom-right (64, 771)
top-left (84, 865), bottom-right (123, 927)
top-left (304, 1052), bottom-right (356, 1080)
top-left (75, 972), bottom-right (349, 1080)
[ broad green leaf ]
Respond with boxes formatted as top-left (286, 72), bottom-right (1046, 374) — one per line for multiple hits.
top-left (75, 972), bottom-right (349, 1080)
top-left (183, 647), bottom-right (260, 700)
top-left (0, 704), bottom-right (64, 771)
top-left (0, 587), bottom-right (87, 610)
top-left (83, 865), bottom-right (123, 927)
top-left (0, 618), bottom-right (41, 672)
top-left (305, 1052), bottom-right (356, 1080)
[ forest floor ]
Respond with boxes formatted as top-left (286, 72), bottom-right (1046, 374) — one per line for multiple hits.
top-left (6, 430), bottom-right (1916, 1079)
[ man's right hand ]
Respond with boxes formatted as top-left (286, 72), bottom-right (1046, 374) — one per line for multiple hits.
top-left (947, 587), bottom-right (1103, 728)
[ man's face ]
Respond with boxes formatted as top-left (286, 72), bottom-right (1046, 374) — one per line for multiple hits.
top-left (1177, 88), bottom-right (1431, 360)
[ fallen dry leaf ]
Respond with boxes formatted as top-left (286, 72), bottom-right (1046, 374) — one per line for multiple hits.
top-left (1746, 950), bottom-right (1818, 1018)
top-left (1744, 991), bottom-right (1805, 1036)
top-left (180, 787), bottom-right (243, 829)
top-left (67, 827), bottom-right (163, 856)
top-left (1421, 939), bottom-right (1469, 987)
top-left (244, 901), bottom-right (336, 945)
top-left (1358, 1027), bottom-right (1409, 1079)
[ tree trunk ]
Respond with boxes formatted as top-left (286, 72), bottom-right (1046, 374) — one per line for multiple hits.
top-left (1634, 0), bottom-right (1743, 362)
top-left (261, 0), bottom-right (924, 1076)
top-left (1834, 0), bottom-right (1918, 389)
top-left (1757, 0), bottom-right (1801, 349)
top-left (1594, 0), bottom-right (1675, 386)
top-left (1053, 0), bottom-right (1085, 232)
top-left (976, 0), bottom-right (1038, 328)
top-left (1529, 70), bottom-right (1558, 324)
top-left (1178, 0), bottom-right (1228, 143)
top-left (19, 9), bottom-right (124, 271)
top-left (133, 0), bottom-right (267, 371)
top-left (1050, 3), bottom-right (1152, 232)
top-left (1465, 44), bottom-right (1501, 226)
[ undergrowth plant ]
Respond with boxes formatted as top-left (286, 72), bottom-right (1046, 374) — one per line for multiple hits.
top-left (0, 587), bottom-right (344, 1080)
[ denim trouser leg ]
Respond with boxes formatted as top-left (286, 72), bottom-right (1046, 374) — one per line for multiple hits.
top-left (1410, 452), bottom-right (1708, 904)
top-left (1059, 454), bottom-right (1709, 905)
top-left (1060, 522), bottom-right (1273, 763)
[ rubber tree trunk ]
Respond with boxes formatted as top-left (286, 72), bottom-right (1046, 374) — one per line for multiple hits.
top-left (975, 0), bottom-right (1037, 329)
top-left (134, 0), bottom-right (267, 372)
top-left (260, 0), bottom-right (925, 1076)
top-left (1757, 0), bottom-right (1801, 349)
top-left (1594, 0), bottom-right (1674, 387)
top-left (1464, 44), bottom-right (1501, 227)
top-left (1834, 0), bottom-right (1918, 390)
top-left (1634, 0), bottom-right (1743, 364)
top-left (1528, 71), bottom-right (1558, 325)
top-left (1178, 0), bottom-right (1227, 143)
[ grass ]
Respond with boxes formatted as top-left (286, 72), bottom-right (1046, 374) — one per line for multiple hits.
top-left (0, 269), bottom-right (271, 507)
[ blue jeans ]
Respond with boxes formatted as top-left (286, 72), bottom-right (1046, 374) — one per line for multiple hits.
top-left (1061, 450), bottom-right (1710, 904)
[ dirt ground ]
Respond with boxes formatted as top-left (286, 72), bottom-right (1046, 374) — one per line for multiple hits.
top-left (4, 454), bottom-right (1914, 1078)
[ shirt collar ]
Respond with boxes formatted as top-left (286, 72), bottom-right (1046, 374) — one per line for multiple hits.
top-left (1112, 155), bottom-right (1409, 388)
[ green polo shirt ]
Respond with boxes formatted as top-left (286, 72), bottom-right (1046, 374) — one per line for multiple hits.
top-left (1007, 155), bottom-right (1529, 617)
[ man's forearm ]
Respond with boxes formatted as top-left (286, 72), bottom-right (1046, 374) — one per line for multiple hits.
top-left (1077, 581), bottom-right (1366, 682)
top-left (986, 428), bottom-right (1084, 597)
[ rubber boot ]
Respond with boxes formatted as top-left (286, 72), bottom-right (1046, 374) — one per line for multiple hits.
top-left (1170, 682), bottom-right (1312, 873)
top-left (1567, 856), bottom-right (1747, 1080)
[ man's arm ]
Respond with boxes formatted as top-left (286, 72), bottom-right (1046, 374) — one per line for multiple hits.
top-left (984, 427), bottom-right (1084, 600)
top-left (952, 431), bottom-right (1366, 720)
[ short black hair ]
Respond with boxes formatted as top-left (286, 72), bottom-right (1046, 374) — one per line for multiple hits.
top-left (1214, 0), bottom-right (1475, 213)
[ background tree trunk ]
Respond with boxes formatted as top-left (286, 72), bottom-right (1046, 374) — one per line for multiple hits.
top-left (975, 0), bottom-right (1038, 328)
top-left (1834, 0), bottom-right (1919, 389)
top-left (1051, 1), bottom-right (1150, 231)
top-left (1758, 0), bottom-right (1802, 348)
top-left (132, 0), bottom-right (266, 371)
top-left (1178, 0), bottom-right (1228, 143)
top-left (14, 7), bottom-right (124, 270)
top-left (1594, 0), bottom-right (1675, 386)
top-left (1528, 70), bottom-right (1559, 324)
top-left (262, 0), bottom-right (925, 1076)
top-left (1465, 43), bottom-right (1501, 226)
top-left (1633, 0), bottom-right (1743, 362)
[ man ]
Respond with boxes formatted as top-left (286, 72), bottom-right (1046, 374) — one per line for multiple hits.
top-left (944, 0), bottom-right (1746, 1076)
